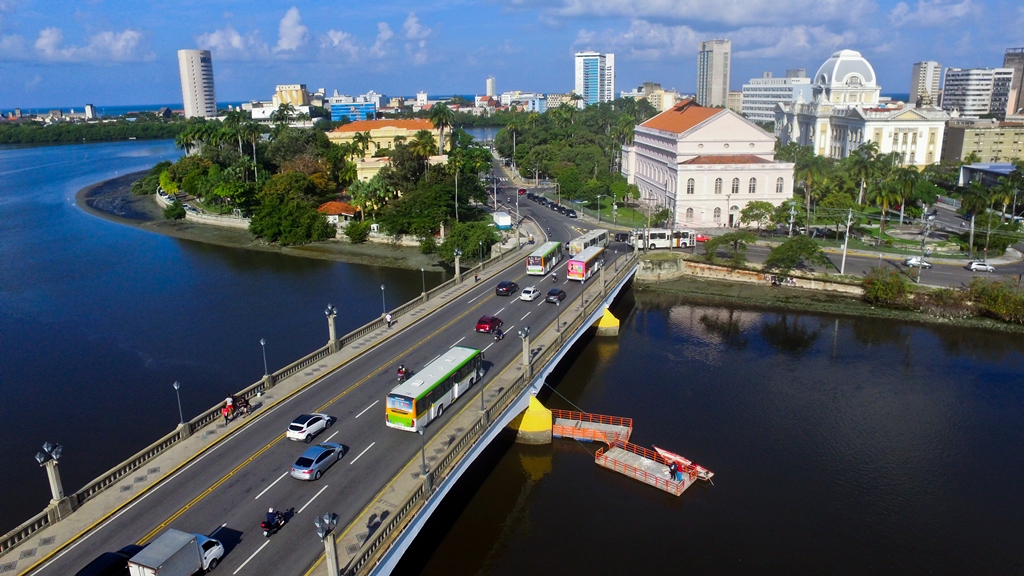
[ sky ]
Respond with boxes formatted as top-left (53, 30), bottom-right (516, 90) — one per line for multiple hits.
top-left (1, 0), bottom-right (1022, 108)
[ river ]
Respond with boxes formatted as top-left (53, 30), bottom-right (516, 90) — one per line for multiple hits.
top-left (2, 141), bottom-right (1023, 573)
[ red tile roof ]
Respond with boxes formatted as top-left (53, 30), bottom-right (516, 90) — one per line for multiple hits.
top-left (640, 100), bottom-right (723, 134)
top-left (317, 201), bottom-right (360, 215)
top-left (682, 155), bottom-right (771, 165)
top-left (331, 119), bottom-right (434, 133)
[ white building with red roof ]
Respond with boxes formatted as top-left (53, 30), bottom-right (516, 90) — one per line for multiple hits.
top-left (621, 100), bottom-right (795, 228)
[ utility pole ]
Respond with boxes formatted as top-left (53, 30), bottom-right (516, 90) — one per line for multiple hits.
top-left (788, 205), bottom-right (797, 237)
top-left (840, 208), bottom-right (853, 275)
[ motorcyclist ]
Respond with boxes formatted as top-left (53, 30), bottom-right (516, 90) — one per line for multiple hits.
top-left (397, 364), bottom-right (408, 381)
top-left (547, 227), bottom-right (552, 236)
top-left (494, 328), bottom-right (504, 341)
top-left (551, 273), bottom-right (557, 283)
top-left (267, 507), bottom-right (282, 527)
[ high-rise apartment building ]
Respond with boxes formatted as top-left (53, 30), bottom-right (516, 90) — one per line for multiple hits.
top-left (177, 49), bottom-right (216, 119)
top-left (696, 39), bottom-right (731, 108)
top-left (942, 67), bottom-right (1015, 119)
top-left (273, 84), bottom-right (310, 107)
top-left (486, 76), bottom-right (496, 98)
top-left (910, 61), bottom-right (942, 105)
top-left (1004, 48), bottom-right (1024, 115)
top-left (574, 51), bottom-right (615, 106)
top-left (741, 70), bottom-right (813, 126)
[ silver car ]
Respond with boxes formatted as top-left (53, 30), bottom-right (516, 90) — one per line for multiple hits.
top-left (967, 260), bottom-right (995, 272)
top-left (290, 443), bottom-right (343, 481)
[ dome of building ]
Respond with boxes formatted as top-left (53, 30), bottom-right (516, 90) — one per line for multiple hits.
top-left (814, 49), bottom-right (877, 89)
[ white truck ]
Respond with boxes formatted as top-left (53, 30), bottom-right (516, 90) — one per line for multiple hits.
top-left (128, 529), bottom-right (223, 576)
top-left (492, 211), bottom-right (512, 230)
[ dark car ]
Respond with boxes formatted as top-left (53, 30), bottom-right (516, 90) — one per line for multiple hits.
top-left (613, 232), bottom-right (629, 243)
top-left (518, 188), bottom-right (527, 195)
top-left (545, 288), bottom-right (567, 303)
top-left (566, 209), bottom-right (578, 218)
top-left (557, 205), bottom-right (568, 214)
top-left (75, 545), bottom-right (146, 576)
top-left (495, 280), bottom-right (519, 296)
top-left (549, 203), bottom-right (560, 211)
top-left (476, 315), bottom-right (504, 333)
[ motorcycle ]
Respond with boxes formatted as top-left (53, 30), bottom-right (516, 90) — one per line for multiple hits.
top-left (397, 367), bottom-right (411, 383)
top-left (261, 513), bottom-right (285, 537)
top-left (494, 330), bottom-right (504, 342)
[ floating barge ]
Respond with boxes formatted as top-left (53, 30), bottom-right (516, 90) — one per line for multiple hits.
top-left (595, 441), bottom-right (714, 496)
top-left (550, 409), bottom-right (632, 445)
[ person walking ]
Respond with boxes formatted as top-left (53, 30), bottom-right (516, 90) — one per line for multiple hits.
top-left (222, 404), bottom-right (231, 425)
top-left (385, 312), bottom-right (393, 328)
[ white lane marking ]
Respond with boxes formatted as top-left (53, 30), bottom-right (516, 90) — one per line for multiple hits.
top-left (495, 307), bottom-right (506, 315)
top-left (520, 312), bottom-right (531, 321)
top-left (504, 325), bottom-right (515, 333)
top-left (233, 540), bottom-right (270, 574)
top-left (355, 400), bottom-right (379, 419)
top-left (483, 342), bottom-right (494, 352)
top-left (450, 336), bottom-right (466, 348)
top-left (349, 442), bottom-right (376, 465)
top-left (427, 353), bottom-right (441, 365)
top-left (254, 472), bottom-right (289, 500)
top-left (298, 484), bottom-right (330, 514)
top-left (468, 293), bottom-right (483, 303)
top-left (211, 522), bottom-right (228, 536)
top-left (323, 431), bottom-right (339, 443)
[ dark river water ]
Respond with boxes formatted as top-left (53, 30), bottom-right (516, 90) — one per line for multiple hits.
top-left (3, 141), bottom-right (1024, 573)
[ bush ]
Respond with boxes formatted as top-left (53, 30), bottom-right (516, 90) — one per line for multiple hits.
top-left (419, 235), bottom-right (437, 254)
top-left (344, 220), bottom-right (371, 244)
top-left (862, 267), bottom-right (908, 307)
top-left (163, 200), bottom-right (186, 220)
top-left (967, 278), bottom-right (1024, 324)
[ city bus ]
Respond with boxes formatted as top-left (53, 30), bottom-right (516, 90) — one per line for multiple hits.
top-left (526, 241), bottom-right (563, 275)
top-left (630, 228), bottom-right (697, 250)
top-left (567, 246), bottom-right (605, 283)
top-left (568, 228), bottom-right (609, 257)
top-left (386, 346), bottom-right (484, 432)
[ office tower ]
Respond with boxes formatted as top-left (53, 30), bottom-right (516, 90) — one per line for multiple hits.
top-left (177, 49), bottom-right (216, 118)
top-left (697, 39), bottom-right (731, 107)
top-left (574, 51), bottom-right (615, 106)
top-left (741, 70), bottom-right (813, 125)
top-left (486, 76), bottom-right (496, 97)
top-left (942, 67), bottom-right (1015, 118)
top-left (1004, 48), bottom-right (1024, 115)
top-left (84, 104), bottom-right (96, 120)
top-left (910, 61), bottom-right (942, 105)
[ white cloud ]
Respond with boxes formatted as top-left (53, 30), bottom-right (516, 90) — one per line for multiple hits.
top-left (323, 30), bottom-right (360, 59)
top-left (733, 25), bottom-right (857, 58)
top-left (0, 33), bottom-right (24, 59)
top-left (536, 0), bottom-right (877, 27)
top-left (575, 20), bottom-right (697, 60)
top-left (889, 0), bottom-right (977, 27)
top-left (33, 27), bottom-right (150, 61)
top-left (196, 26), bottom-right (268, 60)
top-left (406, 39), bottom-right (428, 65)
top-left (274, 6), bottom-right (308, 52)
top-left (25, 73), bottom-right (41, 89)
top-left (403, 13), bottom-right (431, 40)
top-left (368, 22), bottom-right (393, 58)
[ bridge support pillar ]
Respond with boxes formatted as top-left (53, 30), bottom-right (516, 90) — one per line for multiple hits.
top-left (508, 396), bottom-right (552, 445)
top-left (454, 254), bottom-right (462, 284)
top-left (178, 421), bottom-right (192, 440)
top-left (262, 373), bottom-right (275, 390)
top-left (595, 307), bottom-right (620, 337)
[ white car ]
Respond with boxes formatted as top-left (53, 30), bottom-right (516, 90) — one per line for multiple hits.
top-left (904, 256), bottom-right (933, 269)
top-left (287, 413), bottom-right (333, 443)
top-left (520, 286), bottom-right (541, 301)
top-left (967, 261), bottom-right (995, 272)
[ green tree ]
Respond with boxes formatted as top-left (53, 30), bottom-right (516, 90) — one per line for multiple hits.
top-left (867, 181), bottom-right (901, 245)
top-left (343, 220), bottom-right (371, 243)
top-left (794, 154), bottom-right (829, 232)
top-left (862, 267), bottom-right (908, 307)
top-left (763, 235), bottom-right (827, 273)
top-left (428, 103), bottom-right (455, 153)
top-left (163, 199), bottom-right (186, 220)
top-left (557, 166), bottom-right (582, 202)
top-left (892, 166), bottom-right (920, 226)
top-left (819, 191), bottom-right (855, 240)
top-left (436, 221), bottom-right (500, 264)
top-left (739, 200), bottom-right (775, 232)
top-left (960, 180), bottom-right (992, 258)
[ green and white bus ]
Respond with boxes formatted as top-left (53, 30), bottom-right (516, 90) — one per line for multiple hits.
top-left (568, 228), bottom-right (609, 257)
top-left (526, 241), bottom-right (563, 275)
top-left (385, 346), bottom-right (484, 432)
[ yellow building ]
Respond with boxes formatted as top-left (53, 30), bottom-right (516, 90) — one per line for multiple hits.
top-left (327, 119), bottom-right (446, 182)
top-left (273, 84), bottom-right (310, 107)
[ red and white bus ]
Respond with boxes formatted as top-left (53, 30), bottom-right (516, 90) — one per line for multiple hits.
top-left (567, 246), bottom-right (605, 283)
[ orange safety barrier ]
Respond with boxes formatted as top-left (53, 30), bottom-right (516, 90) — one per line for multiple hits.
top-left (595, 444), bottom-right (687, 496)
top-left (550, 409), bottom-right (633, 430)
top-left (551, 425), bottom-right (627, 445)
top-left (604, 441), bottom-right (700, 482)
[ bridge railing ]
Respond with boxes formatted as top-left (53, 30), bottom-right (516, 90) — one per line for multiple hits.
top-left (344, 249), bottom-right (639, 576)
top-left (0, 234), bottom-right (536, 557)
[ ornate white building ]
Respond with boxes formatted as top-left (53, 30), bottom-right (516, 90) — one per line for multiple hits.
top-left (775, 49), bottom-right (949, 167)
top-left (621, 100), bottom-right (795, 228)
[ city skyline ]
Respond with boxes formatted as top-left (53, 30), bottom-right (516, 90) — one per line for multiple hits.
top-left (1, 0), bottom-right (1022, 108)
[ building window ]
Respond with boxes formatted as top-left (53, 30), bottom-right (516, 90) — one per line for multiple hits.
top-left (748, 178), bottom-right (757, 194)
top-left (776, 177), bottom-right (784, 193)
top-left (686, 208), bottom-right (694, 222)
top-left (713, 207), bottom-right (721, 223)
top-left (687, 178), bottom-right (695, 195)
top-left (731, 178), bottom-right (740, 194)
top-left (714, 178), bottom-right (722, 194)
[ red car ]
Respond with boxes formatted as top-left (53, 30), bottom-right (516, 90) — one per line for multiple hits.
top-left (517, 188), bottom-right (527, 195)
top-left (475, 315), bottom-right (503, 333)
top-left (695, 233), bottom-right (710, 242)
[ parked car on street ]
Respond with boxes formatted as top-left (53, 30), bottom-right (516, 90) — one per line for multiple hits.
top-left (290, 443), bottom-right (344, 481)
top-left (566, 209), bottom-right (578, 218)
top-left (495, 280), bottom-right (519, 296)
top-left (904, 256), bottom-right (933, 269)
top-left (967, 260), bottom-right (995, 272)
top-left (545, 288), bottom-right (567, 303)
top-left (476, 315), bottom-right (504, 333)
top-left (520, 286), bottom-right (541, 301)
top-left (287, 413), bottom-right (333, 443)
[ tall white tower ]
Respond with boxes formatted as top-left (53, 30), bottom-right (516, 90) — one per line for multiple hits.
top-left (910, 61), bottom-right (942, 105)
top-left (177, 49), bottom-right (217, 118)
top-left (486, 76), bottom-right (496, 97)
top-left (697, 39), bottom-right (731, 108)
top-left (574, 52), bottom-right (615, 107)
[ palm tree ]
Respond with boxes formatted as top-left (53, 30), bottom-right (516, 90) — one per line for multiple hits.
top-left (794, 154), bottom-right (828, 233)
top-left (991, 176), bottom-right (1015, 222)
top-left (505, 115), bottom-right (521, 166)
top-left (352, 132), bottom-right (374, 157)
top-left (867, 181), bottom-right (902, 245)
top-left (849, 141), bottom-right (878, 204)
top-left (222, 109), bottom-right (249, 157)
top-left (270, 103), bottom-right (296, 127)
top-left (569, 92), bottom-right (584, 108)
top-left (961, 181), bottom-right (991, 259)
top-left (409, 130), bottom-right (437, 158)
top-left (240, 121), bottom-right (262, 182)
top-left (892, 166), bottom-right (920, 226)
top-left (428, 103), bottom-right (455, 153)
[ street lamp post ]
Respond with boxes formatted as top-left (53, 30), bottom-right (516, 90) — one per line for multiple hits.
top-left (454, 165), bottom-right (459, 222)
top-left (418, 429), bottom-right (428, 475)
top-left (380, 284), bottom-right (386, 316)
top-left (260, 338), bottom-right (268, 376)
top-left (420, 267), bottom-right (426, 295)
top-left (173, 381), bottom-right (184, 425)
top-left (35, 442), bottom-right (73, 520)
top-left (479, 240), bottom-right (483, 264)
top-left (325, 304), bottom-right (338, 353)
top-left (595, 194), bottom-right (604, 223)
top-left (314, 513), bottom-right (341, 576)
top-left (454, 249), bottom-right (462, 283)
top-left (725, 193), bottom-right (732, 228)
top-left (518, 326), bottom-right (531, 377)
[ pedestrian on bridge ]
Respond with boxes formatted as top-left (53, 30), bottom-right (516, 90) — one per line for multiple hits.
top-left (385, 312), bottom-right (393, 328)
top-left (222, 405), bottom-right (231, 425)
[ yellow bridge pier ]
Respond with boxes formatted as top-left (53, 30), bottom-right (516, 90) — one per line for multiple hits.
top-left (594, 307), bottom-right (620, 336)
top-left (508, 396), bottom-right (552, 445)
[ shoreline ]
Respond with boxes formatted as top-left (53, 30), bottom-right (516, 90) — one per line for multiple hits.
top-left (75, 172), bottom-right (449, 271)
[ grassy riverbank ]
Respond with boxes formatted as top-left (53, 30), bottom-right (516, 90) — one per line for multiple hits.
top-left (637, 275), bottom-right (1024, 334)
top-left (76, 173), bottom-right (448, 271)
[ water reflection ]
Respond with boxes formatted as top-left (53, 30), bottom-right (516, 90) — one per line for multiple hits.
top-left (759, 313), bottom-right (822, 356)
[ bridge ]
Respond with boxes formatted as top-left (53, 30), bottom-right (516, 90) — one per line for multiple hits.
top-left (2, 181), bottom-right (638, 576)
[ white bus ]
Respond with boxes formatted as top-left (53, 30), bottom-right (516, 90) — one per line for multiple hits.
top-left (386, 346), bottom-right (484, 432)
top-left (526, 241), bottom-right (564, 275)
top-left (567, 246), bottom-right (605, 283)
top-left (568, 228), bottom-right (610, 257)
top-left (630, 228), bottom-right (697, 250)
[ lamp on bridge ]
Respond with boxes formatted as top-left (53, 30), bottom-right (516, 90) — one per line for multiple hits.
top-left (380, 284), bottom-right (386, 316)
top-left (453, 249), bottom-right (462, 283)
top-left (325, 304), bottom-right (338, 353)
top-left (517, 326), bottom-right (532, 378)
top-left (420, 268), bottom-right (426, 295)
top-left (314, 512), bottom-right (341, 576)
top-left (35, 442), bottom-right (73, 520)
top-left (173, 380), bottom-right (184, 425)
top-left (260, 339), bottom-right (268, 376)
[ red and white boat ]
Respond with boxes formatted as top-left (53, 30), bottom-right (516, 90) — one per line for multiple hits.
top-left (654, 446), bottom-right (714, 482)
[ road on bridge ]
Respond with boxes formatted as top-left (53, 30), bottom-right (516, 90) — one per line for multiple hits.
top-left (38, 177), bottom-right (619, 576)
